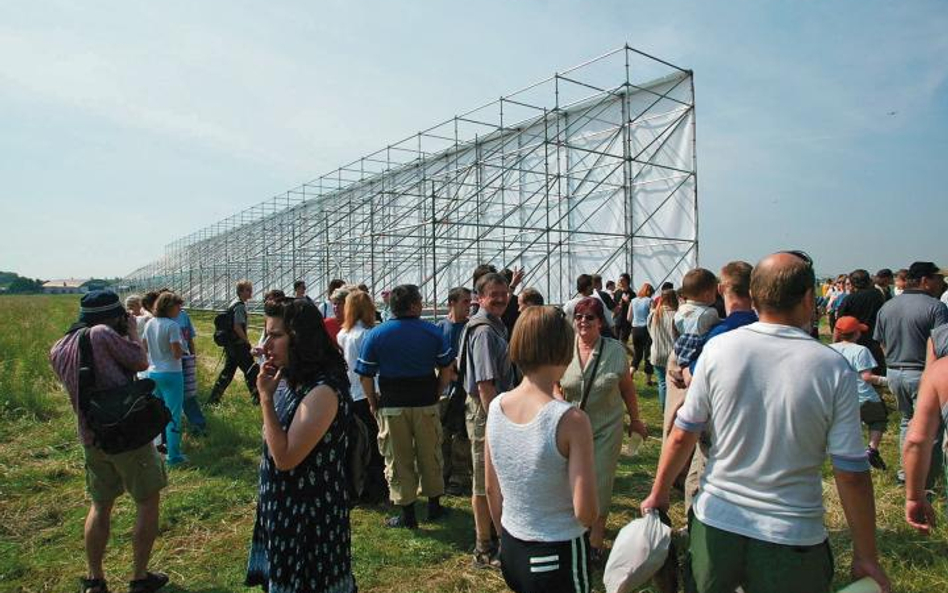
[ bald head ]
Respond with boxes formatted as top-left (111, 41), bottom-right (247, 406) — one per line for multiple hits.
top-left (750, 252), bottom-right (815, 315)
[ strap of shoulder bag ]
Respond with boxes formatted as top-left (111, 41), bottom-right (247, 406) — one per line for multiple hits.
top-left (455, 317), bottom-right (496, 388)
top-left (77, 328), bottom-right (96, 412)
top-left (579, 338), bottom-right (603, 411)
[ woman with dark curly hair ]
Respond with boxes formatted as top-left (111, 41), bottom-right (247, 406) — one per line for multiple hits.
top-left (245, 298), bottom-right (356, 593)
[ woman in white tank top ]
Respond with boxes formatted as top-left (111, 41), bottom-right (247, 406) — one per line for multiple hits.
top-left (484, 306), bottom-right (598, 593)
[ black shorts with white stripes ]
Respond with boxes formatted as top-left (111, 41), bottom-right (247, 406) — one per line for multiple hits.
top-left (499, 530), bottom-right (591, 593)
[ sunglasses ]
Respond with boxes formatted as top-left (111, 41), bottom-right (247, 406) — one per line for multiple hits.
top-left (573, 313), bottom-right (598, 322)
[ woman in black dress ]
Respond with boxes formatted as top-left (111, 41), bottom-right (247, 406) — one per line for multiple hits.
top-left (246, 297), bottom-right (357, 593)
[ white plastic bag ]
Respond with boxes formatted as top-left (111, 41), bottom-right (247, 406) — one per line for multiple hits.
top-left (603, 510), bottom-right (671, 593)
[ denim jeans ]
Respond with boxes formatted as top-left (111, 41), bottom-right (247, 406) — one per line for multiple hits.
top-left (890, 368), bottom-right (942, 487)
top-left (150, 371), bottom-right (186, 465)
top-left (654, 364), bottom-right (667, 412)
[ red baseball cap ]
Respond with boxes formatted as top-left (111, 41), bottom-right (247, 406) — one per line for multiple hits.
top-left (835, 316), bottom-right (868, 334)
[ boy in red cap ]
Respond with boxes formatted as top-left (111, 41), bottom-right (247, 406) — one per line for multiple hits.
top-left (830, 315), bottom-right (890, 469)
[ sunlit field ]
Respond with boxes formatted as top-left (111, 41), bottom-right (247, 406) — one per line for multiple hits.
top-left (1, 295), bottom-right (945, 592)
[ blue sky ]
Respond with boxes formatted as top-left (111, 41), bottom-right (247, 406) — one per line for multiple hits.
top-left (1, 0), bottom-right (945, 280)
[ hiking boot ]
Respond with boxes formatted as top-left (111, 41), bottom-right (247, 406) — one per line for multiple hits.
top-left (128, 571), bottom-right (168, 593)
top-left (444, 482), bottom-right (464, 497)
top-left (867, 447), bottom-right (887, 470)
top-left (427, 502), bottom-right (450, 522)
top-left (385, 504), bottom-right (418, 529)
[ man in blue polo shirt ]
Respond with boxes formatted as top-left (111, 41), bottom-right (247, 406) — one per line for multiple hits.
top-left (356, 284), bottom-right (454, 529)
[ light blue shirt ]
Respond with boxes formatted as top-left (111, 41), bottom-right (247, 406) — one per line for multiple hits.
top-left (830, 342), bottom-right (880, 404)
top-left (629, 297), bottom-right (652, 327)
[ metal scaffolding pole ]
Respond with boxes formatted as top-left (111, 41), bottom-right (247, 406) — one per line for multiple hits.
top-left (124, 46), bottom-right (698, 312)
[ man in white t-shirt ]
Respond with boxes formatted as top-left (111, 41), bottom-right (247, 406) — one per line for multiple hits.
top-left (642, 251), bottom-right (890, 593)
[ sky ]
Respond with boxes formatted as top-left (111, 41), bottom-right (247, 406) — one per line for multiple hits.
top-left (1, 0), bottom-right (946, 280)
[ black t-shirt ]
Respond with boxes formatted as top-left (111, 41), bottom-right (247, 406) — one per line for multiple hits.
top-left (613, 288), bottom-right (631, 323)
top-left (596, 289), bottom-right (616, 311)
top-left (838, 288), bottom-right (886, 337)
top-left (501, 298), bottom-right (519, 336)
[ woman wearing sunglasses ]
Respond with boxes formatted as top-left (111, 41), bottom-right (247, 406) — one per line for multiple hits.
top-left (557, 297), bottom-right (648, 562)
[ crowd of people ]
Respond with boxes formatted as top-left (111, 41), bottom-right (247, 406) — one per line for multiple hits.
top-left (49, 255), bottom-right (948, 593)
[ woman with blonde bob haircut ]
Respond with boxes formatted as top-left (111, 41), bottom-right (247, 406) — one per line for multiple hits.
top-left (485, 306), bottom-right (598, 593)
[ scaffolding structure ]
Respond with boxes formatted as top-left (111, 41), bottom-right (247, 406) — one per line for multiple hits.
top-left (125, 45), bottom-right (698, 314)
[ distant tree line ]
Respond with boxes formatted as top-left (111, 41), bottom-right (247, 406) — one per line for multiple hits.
top-left (0, 272), bottom-right (44, 294)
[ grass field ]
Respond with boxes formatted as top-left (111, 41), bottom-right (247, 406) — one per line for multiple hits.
top-left (1, 294), bottom-right (946, 593)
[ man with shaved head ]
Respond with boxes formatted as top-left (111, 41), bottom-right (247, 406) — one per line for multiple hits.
top-left (643, 251), bottom-right (890, 593)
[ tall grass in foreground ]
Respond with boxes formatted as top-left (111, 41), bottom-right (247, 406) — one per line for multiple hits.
top-left (0, 295), bottom-right (78, 420)
top-left (0, 301), bottom-right (945, 592)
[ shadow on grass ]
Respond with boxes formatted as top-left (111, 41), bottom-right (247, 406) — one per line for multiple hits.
top-left (180, 395), bottom-right (261, 482)
top-left (421, 499), bottom-right (477, 554)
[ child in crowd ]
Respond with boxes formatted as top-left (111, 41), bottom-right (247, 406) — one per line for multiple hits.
top-left (830, 316), bottom-right (889, 469)
top-left (673, 268), bottom-right (720, 380)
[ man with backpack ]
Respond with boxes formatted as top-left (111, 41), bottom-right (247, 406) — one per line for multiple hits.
top-left (459, 272), bottom-right (518, 568)
top-left (209, 280), bottom-right (259, 404)
top-left (50, 290), bottom-right (169, 593)
top-left (437, 286), bottom-right (474, 496)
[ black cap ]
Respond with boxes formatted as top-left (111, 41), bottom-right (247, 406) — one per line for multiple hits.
top-left (78, 290), bottom-right (126, 324)
top-left (907, 262), bottom-right (946, 281)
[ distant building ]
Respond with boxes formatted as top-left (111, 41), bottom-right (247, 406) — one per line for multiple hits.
top-left (42, 279), bottom-right (89, 294)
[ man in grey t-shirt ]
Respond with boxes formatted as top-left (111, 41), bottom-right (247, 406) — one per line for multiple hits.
top-left (459, 271), bottom-right (516, 568)
top-left (874, 261), bottom-right (948, 484)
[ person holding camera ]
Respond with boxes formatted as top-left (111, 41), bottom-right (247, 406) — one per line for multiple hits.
top-left (50, 290), bottom-right (169, 593)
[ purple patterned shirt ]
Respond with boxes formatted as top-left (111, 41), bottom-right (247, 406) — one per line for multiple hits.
top-left (49, 324), bottom-right (149, 446)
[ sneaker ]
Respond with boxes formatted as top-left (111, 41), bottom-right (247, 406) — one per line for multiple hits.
top-left (166, 455), bottom-right (189, 468)
top-left (79, 577), bottom-right (109, 593)
top-left (128, 571), bottom-right (168, 593)
top-left (866, 447), bottom-right (887, 470)
top-left (896, 470), bottom-right (906, 485)
top-left (384, 514), bottom-right (418, 529)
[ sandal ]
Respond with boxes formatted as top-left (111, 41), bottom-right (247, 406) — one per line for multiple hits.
top-left (128, 571), bottom-right (168, 593)
top-left (590, 547), bottom-right (606, 567)
top-left (79, 577), bottom-right (110, 593)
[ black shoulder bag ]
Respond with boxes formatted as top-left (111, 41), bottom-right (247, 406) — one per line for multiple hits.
top-left (77, 329), bottom-right (171, 454)
top-left (443, 318), bottom-right (494, 434)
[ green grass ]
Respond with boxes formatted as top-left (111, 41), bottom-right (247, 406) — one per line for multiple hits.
top-left (0, 294), bottom-right (946, 592)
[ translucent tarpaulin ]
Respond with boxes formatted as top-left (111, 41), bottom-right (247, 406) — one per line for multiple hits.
top-left (125, 46), bottom-right (697, 313)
